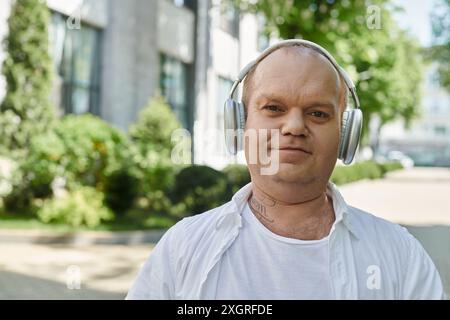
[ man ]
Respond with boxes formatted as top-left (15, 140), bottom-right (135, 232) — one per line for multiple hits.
top-left (126, 40), bottom-right (445, 299)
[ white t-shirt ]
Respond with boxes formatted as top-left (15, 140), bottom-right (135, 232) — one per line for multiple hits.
top-left (214, 202), bottom-right (333, 299)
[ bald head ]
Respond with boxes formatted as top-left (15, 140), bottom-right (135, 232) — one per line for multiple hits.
top-left (242, 45), bottom-right (348, 117)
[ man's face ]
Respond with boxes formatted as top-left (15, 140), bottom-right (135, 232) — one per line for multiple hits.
top-left (244, 47), bottom-right (344, 185)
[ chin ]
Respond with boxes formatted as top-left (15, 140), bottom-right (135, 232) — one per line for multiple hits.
top-left (270, 162), bottom-right (313, 183)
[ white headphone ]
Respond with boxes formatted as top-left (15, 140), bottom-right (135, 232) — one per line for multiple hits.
top-left (224, 39), bottom-right (363, 165)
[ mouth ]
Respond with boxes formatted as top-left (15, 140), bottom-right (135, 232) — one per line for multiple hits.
top-left (276, 147), bottom-right (312, 155)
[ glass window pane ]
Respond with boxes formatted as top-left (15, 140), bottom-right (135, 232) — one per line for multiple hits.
top-left (160, 53), bottom-right (188, 128)
top-left (71, 87), bottom-right (90, 114)
top-left (49, 12), bottom-right (101, 116)
top-left (73, 28), bottom-right (96, 86)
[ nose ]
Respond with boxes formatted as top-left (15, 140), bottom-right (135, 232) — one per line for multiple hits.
top-left (280, 109), bottom-right (309, 137)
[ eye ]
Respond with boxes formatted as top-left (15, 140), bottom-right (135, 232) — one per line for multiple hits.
top-left (263, 105), bottom-right (284, 113)
top-left (309, 111), bottom-right (330, 118)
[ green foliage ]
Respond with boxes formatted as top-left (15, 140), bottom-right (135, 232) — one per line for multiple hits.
top-left (3, 114), bottom-right (130, 211)
top-left (0, 156), bottom-right (35, 211)
top-left (0, 0), bottom-right (55, 155)
top-left (222, 164), bottom-right (251, 194)
top-left (171, 165), bottom-right (233, 217)
top-left (378, 161), bottom-right (404, 175)
top-left (235, 0), bottom-right (374, 46)
top-left (129, 96), bottom-right (182, 163)
top-left (128, 96), bottom-right (184, 217)
top-left (330, 160), bottom-right (402, 185)
top-left (36, 186), bottom-right (113, 228)
top-left (0, 156), bottom-right (17, 198)
top-left (104, 166), bottom-right (139, 215)
top-left (30, 113), bottom-right (129, 190)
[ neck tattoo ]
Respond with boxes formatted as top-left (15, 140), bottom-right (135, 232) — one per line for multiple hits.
top-left (248, 192), bottom-right (333, 228)
top-left (249, 194), bottom-right (275, 223)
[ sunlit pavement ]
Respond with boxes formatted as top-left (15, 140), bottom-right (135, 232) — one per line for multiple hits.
top-left (1, 167), bottom-right (449, 299)
top-left (340, 167), bottom-right (450, 226)
top-left (0, 243), bottom-right (152, 299)
top-left (340, 167), bottom-right (450, 298)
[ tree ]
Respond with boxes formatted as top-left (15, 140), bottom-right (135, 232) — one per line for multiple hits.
top-left (129, 95), bottom-right (182, 164)
top-left (234, 0), bottom-right (424, 147)
top-left (0, 0), bottom-right (55, 158)
top-left (128, 96), bottom-right (183, 214)
top-left (343, 11), bottom-right (424, 148)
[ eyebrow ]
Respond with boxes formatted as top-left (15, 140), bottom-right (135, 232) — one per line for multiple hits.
top-left (257, 93), bottom-right (337, 112)
top-left (303, 102), bottom-right (336, 112)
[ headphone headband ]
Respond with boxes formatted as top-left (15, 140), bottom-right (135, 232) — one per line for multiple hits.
top-left (228, 39), bottom-right (360, 109)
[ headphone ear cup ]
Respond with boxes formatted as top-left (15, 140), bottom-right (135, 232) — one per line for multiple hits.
top-left (224, 99), bottom-right (246, 155)
top-left (338, 111), bottom-right (350, 159)
top-left (338, 109), bottom-right (363, 165)
top-left (237, 101), bottom-right (246, 131)
top-left (235, 101), bottom-right (245, 152)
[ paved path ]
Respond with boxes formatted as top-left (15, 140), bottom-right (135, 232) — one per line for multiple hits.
top-left (0, 243), bottom-right (153, 299)
top-left (339, 167), bottom-right (450, 226)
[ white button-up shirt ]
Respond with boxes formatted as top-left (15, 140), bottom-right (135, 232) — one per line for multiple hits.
top-left (126, 182), bottom-right (446, 300)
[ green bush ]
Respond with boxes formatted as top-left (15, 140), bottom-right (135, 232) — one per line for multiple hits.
top-left (2, 157), bottom-right (48, 212)
top-left (128, 96), bottom-right (184, 217)
top-left (30, 114), bottom-right (129, 189)
top-left (171, 165), bottom-right (232, 216)
top-left (54, 114), bottom-right (129, 188)
top-left (379, 161), bottom-right (404, 175)
top-left (129, 96), bottom-right (181, 162)
top-left (331, 160), bottom-right (403, 185)
top-left (0, 157), bottom-right (31, 211)
top-left (3, 114), bottom-right (130, 212)
top-left (104, 166), bottom-right (139, 215)
top-left (36, 186), bottom-right (113, 228)
top-left (222, 164), bottom-right (251, 194)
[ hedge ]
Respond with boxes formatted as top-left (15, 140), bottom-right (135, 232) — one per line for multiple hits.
top-left (331, 161), bottom-right (403, 186)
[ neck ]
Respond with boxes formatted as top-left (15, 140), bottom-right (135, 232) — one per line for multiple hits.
top-left (247, 181), bottom-right (335, 240)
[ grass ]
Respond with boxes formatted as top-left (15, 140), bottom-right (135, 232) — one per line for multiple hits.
top-left (0, 209), bottom-right (177, 233)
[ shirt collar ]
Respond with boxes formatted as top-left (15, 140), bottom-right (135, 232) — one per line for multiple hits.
top-left (222, 181), bottom-right (361, 240)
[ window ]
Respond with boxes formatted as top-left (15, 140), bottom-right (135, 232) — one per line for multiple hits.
top-left (216, 76), bottom-right (234, 131)
top-left (160, 53), bottom-right (188, 128)
top-left (172, 0), bottom-right (184, 7)
top-left (434, 125), bottom-right (447, 136)
top-left (50, 12), bottom-right (101, 115)
top-left (219, 4), bottom-right (239, 38)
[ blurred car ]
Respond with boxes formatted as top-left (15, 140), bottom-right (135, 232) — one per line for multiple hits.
top-left (386, 151), bottom-right (415, 169)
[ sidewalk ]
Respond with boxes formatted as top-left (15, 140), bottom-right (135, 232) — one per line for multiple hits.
top-left (0, 243), bottom-right (152, 299)
top-left (339, 167), bottom-right (450, 226)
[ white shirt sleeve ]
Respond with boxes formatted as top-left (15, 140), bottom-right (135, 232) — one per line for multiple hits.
top-left (125, 224), bottom-right (179, 300)
top-left (402, 232), bottom-right (446, 300)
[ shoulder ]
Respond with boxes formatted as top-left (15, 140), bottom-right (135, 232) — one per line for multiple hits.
top-left (347, 205), bottom-right (414, 248)
top-left (345, 206), bottom-right (418, 270)
top-left (347, 206), bottom-right (445, 299)
top-left (126, 202), bottom-right (235, 299)
top-left (159, 201), bottom-right (234, 257)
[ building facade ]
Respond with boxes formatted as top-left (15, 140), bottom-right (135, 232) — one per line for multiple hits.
top-left (0, 0), bottom-right (268, 169)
